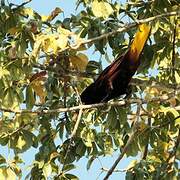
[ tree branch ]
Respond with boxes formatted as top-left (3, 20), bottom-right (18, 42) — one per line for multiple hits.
top-left (142, 117), bottom-right (151, 160)
top-left (0, 88), bottom-right (179, 114)
top-left (103, 102), bottom-right (142, 180)
top-left (12, 0), bottom-right (32, 9)
top-left (58, 11), bottom-right (179, 53)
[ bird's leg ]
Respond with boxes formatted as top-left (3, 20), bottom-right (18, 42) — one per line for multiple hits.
top-left (124, 85), bottom-right (132, 99)
top-left (101, 80), bottom-right (113, 102)
top-left (101, 93), bottom-right (111, 102)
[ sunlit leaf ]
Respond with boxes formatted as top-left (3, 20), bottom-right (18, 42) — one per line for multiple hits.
top-left (126, 160), bottom-right (137, 170)
top-left (21, 7), bottom-right (34, 17)
top-left (0, 67), bottom-right (10, 78)
top-left (6, 168), bottom-right (16, 180)
top-left (92, 0), bottom-right (114, 19)
top-left (175, 71), bottom-right (180, 84)
top-left (43, 163), bottom-right (52, 178)
top-left (81, 128), bottom-right (95, 147)
top-left (160, 106), bottom-right (179, 117)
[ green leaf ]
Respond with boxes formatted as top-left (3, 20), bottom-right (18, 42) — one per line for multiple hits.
top-left (104, 135), bottom-right (113, 155)
top-left (126, 138), bottom-right (139, 157)
top-left (126, 171), bottom-right (134, 180)
top-left (64, 173), bottom-right (79, 180)
top-left (9, 130), bottom-right (36, 153)
top-left (57, 122), bottom-right (64, 139)
top-left (106, 107), bottom-right (117, 130)
top-left (76, 142), bottom-right (86, 156)
top-left (0, 134), bottom-right (9, 146)
top-left (26, 85), bottom-right (35, 109)
top-left (0, 155), bottom-right (6, 164)
top-left (63, 164), bottom-right (76, 172)
top-left (2, 88), bottom-right (14, 108)
top-left (86, 156), bottom-right (95, 170)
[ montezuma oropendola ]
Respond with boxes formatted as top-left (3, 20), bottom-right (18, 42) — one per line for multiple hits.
top-left (81, 24), bottom-right (151, 104)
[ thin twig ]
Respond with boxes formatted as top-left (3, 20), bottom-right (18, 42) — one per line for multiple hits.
top-left (171, 19), bottom-right (177, 90)
top-left (61, 85), bottom-right (83, 172)
top-left (103, 102), bottom-right (142, 180)
top-left (57, 11), bottom-right (179, 54)
top-left (12, 0), bottom-right (32, 9)
top-left (61, 107), bottom-right (83, 172)
top-left (71, 107), bottom-right (83, 138)
top-left (142, 117), bottom-right (151, 160)
top-left (101, 167), bottom-right (127, 173)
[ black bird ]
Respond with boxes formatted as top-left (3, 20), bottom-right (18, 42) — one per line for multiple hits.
top-left (81, 24), bottom-right (151, 104)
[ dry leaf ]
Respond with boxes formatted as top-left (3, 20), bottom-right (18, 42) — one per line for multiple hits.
top-left (69, 53), bottom-right (88, 72)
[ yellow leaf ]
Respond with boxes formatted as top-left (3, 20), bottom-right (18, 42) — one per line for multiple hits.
top-left (57, 34), bottom-right (68, 50)
top-left (31, 82), bottom-right (47, 104)
top-left (148, 165), bottom-right (155, 172)
top-left (21, 7), bottom-right (34, 17)
top-left (16, 135), bottom-right (26, 150)
top-left (69, 53), bottom-right (88, 72)
top-left (0, 67), bottom-right (10, 78)
top-left (6, 168), bottom-right (16, 180)
top-left (92, 0), bottom-right (114, 19)
top-left (160, 106), bottom-right (179, 117)
top-left (31, 36), bottom-right (42, 58)
top-left (175, 71), bottom-right (180, 84)
top-left (30, 74), bottom-right (47, 104)
top-left (149, 87), bottom-right (159, 96)
top-left (2, 88), bottom-right (19, 110)
top-left (0, 168), bottom-right (6, 179)
top-left (126, 160), bottom-right (137, 170)
top-left (42, 35), bottom-right (57, 53)
top-left (159, 57), bottom-right (169, 68)
top-left (149, 155), bottom-right (162, 163)
top-left (43, 163), bottom-right (52, 178)
top-left (41, 15), bottom-right (49, 22)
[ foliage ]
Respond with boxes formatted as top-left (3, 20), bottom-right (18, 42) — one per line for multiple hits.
top-left (0, 0), bottom-right (179, 179)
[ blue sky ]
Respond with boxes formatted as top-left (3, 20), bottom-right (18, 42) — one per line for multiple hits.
top-left (0, 1), bottom-right (134, 179)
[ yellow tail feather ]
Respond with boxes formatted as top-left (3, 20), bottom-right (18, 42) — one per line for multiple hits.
top-left (129, 24), bottom-right (151, 61)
